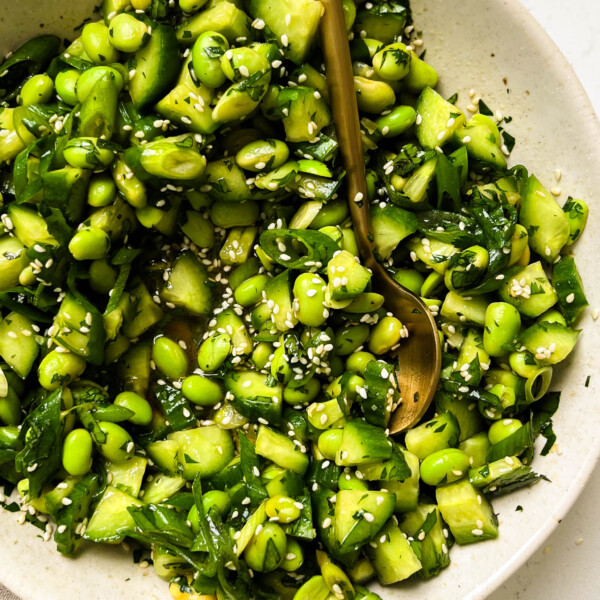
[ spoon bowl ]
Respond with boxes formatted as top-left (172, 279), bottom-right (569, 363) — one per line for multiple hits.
top-left (319, 0), bottom-right (441, 433)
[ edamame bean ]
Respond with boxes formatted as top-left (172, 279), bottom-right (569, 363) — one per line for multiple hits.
top-left (244, 522), bottom-right (287, 573)
top-left (108, 13), bottom-right (148, 53)
top-left (309, 198), bottom-right (349, 229)
top-left (403, 50), bottom-right (439, 93)
top-left (202, 489), bottom-right (231, 515)
top-left (153, 336), bottom-right (189, 380)
top-left (131, 0), bottom-right (152, 9)
top-left (55, 69), bottom-right (80, 105)
top-left (89, 258), bottom-right (118, 294)
top-left (0, 388), bottom-right (21, 426)
top-left (346, 351), bottom-right (375, 375)
top-left (235, 139), bottom-right (290, 172)
top-left (64, 137), bottom-right (115, 169)
top-left (293, 273), bottom-right (327, 327)
top-left (62, 428), bottom-right (93, 476)
top-left (483, 302), bottom-right (521, 357)
top-left (368, 316), bottom-right (403, 354)
top-left (81, 22), bottom-right (120, 65)
top-left (459, 432), bottom-right (491, 469)
top-left (181, 374), bottom-right (223, 406)
top-left (252, 342), bottom-right (273, 370)
top-left (283, 378), bottom-right (321, 406)
top-left (392, 268), bottom-right (424, 295)
top-left (197, 332), bottom-right (232, 372)
top-left (281, 538), bottom-right (304, 571)
top-left (191, 31), bottom-right (229, 88)
top-left (265, 495), bottom-right (302, 524)
top-left (376, 105), bottom-right (416, 138)
top-left (317, 429), bottom-right (343, 460)
top-left (488, 418), bottom-right (523, 445)
top-left (420, 448), bottom-right (471, 486)
top-left (97, 421), bottom-right (134, 463)
top-left (20, 74), bottom-right (54, 106)
top-left (354, 76), bottom-right (396, 113)
top-left (38, 349), bottom-right (86, 391)
top-left (114, 391), bottom-right (153, 426)
top-left (334, 324), bottom-right (370, 356)
top-left (88, 173), bottom-right (117, 207)
top-left (220, 47), bottom-right (270, 83)
top-left (69, 227), bottom-right (111, 261)
top-left (372, 43), bottom-right (412, 81)
top-left (234, 274), bottom-right (269, 307)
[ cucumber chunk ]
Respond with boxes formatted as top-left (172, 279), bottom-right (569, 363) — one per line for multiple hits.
top-left (415, 87), bottom-right (466, 149)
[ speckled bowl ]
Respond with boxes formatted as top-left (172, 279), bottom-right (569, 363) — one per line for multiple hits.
top-left (0, 1), bottom-right (598, 599)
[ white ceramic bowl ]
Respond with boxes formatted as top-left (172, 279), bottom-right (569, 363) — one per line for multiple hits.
top-left (0, 1), bottom-right (598, 599)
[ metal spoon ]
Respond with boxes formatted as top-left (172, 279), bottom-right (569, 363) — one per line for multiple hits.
top-left (319, 0), bottom-right (442, 433)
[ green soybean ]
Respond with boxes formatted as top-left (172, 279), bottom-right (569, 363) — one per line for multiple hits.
top-left (354, 76), bottom-right (396, 114)
top-left (265, 495), bottom-right (302, 524)
top-left (191, 30), bottom-right (229, 88)
top-left (334, 324), bottom-right (370, 356)
top-left (244, 522), bottom-right (287, 573)
top-left (293, 273), bottom-right (327, 327)
top-left (488, 418), bottom-right (523, 445)
top-left (234, 274), bottom-right (269, 307)
top-left (483, 302), bottom-right (521, 357)
top-left (38, 350), bottom-right (86, 391)
top-left (536, 309), bottom-right (567, 326)
top-left (81, 22), bottom-right (120, 65)
top-left (89, 259), bottom-right (118, 294)
top-left (281, 538), bottom-right (304, 571)
top-left (88, 173), bottom-right (117, 207)
top-left (153, 336), bottom-right (189, 380)
top-left (20, 74), bottom-right (54, 106)
top-left (345, 351), bottom-right (375, 375)
top-left (114, 391), bottom-right (153, 426)
top-left (197, 332), bottom-right (232, 372)
top-left (96, 421), bottom-right (134, 463)
top-left (235, 139), bottom-right (290, 172)
top-left (181, 374), bottom-right (223, 406)
top-left (220, 46), bottom-right (270, 83)
top-left (420, 448), bottom-right (471, 486)
top-left (202, 489), bottom-right (231, 515)
top-left (338, 471), bottom-right (369, 491)
top-left (69, 227), bottom-right (111, 261)
top-left (108, 13), bottom-right (148, 53)
top-left (252, 342), bottom-right (273, 371)
top-left (372, 42), bottom-right (412, 81)
top-left (283, 378), bottom-right (321, 406)
top-left (368, 316), bottom-right (404, 354)
top-left (62, 429), bottom-right (93, 476)
top-left (318, 429), bottom-right (343, 460)
top-left (55, 69), bottom-right (80, 105)
top-left (509, 351), bottom-right (541, 379)
top-left (392, 268), bottom-right (424, 295)
top-left (376, 105), bottom-right (417, 138)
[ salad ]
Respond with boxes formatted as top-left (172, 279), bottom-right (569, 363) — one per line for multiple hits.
top-left (0, 0), bottom-right (589, 599)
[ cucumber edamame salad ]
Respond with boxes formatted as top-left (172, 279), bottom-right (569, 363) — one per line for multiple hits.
top-left (0, 0), bottom-right (589, 598)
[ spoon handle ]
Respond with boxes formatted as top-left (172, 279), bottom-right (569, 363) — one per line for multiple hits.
top-left (319, 0), bottom-right (377, 271)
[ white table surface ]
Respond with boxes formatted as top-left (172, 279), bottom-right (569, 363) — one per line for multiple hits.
top-left (491, 1), bottom-right (600, 599)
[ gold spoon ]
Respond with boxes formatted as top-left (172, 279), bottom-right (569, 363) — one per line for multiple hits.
top-left (319, 0), bottom-right (442, 433)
